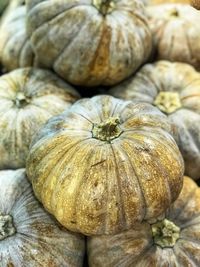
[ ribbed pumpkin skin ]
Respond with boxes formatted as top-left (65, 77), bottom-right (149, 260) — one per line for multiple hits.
top-left (110, 61), bottom-right (200, 180)
top-left (26, 0), bottom-right (152, 87)
top-left (0, 68), bottom-right (80, 169)
top-left (0, 169), bottom-right (85, 267)
top-left (27, 95), bottom-right (184, 236)
top-left (0, 5), bottom-right (34, 71)
top-left (148, 0), bottom-right (190, 5)
top-left (88, 176), bottom-right (200, 267)
top-left (147, 4), bottom-right (200, 69)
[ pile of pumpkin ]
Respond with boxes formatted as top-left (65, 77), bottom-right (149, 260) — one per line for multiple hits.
top-left (0, 0), bottom-right (200, 266)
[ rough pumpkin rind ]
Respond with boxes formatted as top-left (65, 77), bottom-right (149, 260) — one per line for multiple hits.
top-left (0, 169), bottom-right (85, 267)
top-left (0, 4), bottom-right (35, 71)
top-left (147, 4), bottom-right (200, 69)
top-left (26, 0), bottom-right (152, 86)
top-left (27, 95), bottom-right (184, 236)
top-left (0, 67), bottom-right (80, 169)
top-left (110, 61), bottom-right (200, 180)
top-left (87, 176), bottom-right (200, 267)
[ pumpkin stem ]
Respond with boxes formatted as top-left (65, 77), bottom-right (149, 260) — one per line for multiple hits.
top-left (92, 117), bottom-right (122, 142)
top-left (151, 219), bottom-right (180, 248)
top-left (154, 91), bottom-right (182, 114)
top-left (0, 214), bottom-right (16, 241)
top-left (169, 8), bottom-right (179, 17)
top-left (15, 92), bottom-right (30, 108)
top-left (93, 0), bottom-right (116, 15)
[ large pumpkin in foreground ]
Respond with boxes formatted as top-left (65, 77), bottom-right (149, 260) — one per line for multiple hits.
top-left (27, 95), bottom-right (184, 236)
top-left (0, 4), bottom-right (34, 71)
top-left (88, 176), bottom-right (200, 267)
top-left (26, 0), bottom-right (152, 86)
top-left (147, 4), bottom-right (200, 69)
top-left (0, 68), bottom-right (80, 169)
top-left (0, 169), bottom-right (85, 267)
top-left (110, 61), bottom-right (200, 180)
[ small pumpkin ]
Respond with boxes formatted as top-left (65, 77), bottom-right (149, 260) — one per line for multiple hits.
top-left (26, 0), bottom-right (152, 87)
top-left (0, 67), bottom-right (80, 169)
top-left (110, 61), bottom-right (200, 180)
top-left (0, 4), bottom-right (35, 71)
top-left (27, 95), bottom-right (184, 236)
top-left (147, 4), bottom-right (200, 69)
top-left (0, 169), bottom-right (85, 267)
top-left (87, 176), bottom-right (200, 267)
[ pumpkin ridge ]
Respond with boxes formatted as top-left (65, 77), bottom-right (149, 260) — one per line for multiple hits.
top-left (53, 11), bottom-right (93, 73)
top-left (65, 144), bottom-right (100, 231)
top-left (110, 144), bottom-right (127, 231)
top-left (86, 20), bottom-right (111, 85)
top-left (117, 142), bottom-right (147, 221)
top-left (39, 137), bottom-right (93, 208)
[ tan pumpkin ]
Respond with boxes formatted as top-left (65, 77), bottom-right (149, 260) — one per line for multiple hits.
top-left (88, 176), bottom-right (200, 267)
top-left (110, 61), bottom-right (200, 180)
top-left (191, 0), bottom-right (200, 9)
top-left (148, 0), bottom-right (190, 5)
top-left (26, 95), bottom-right (184, 236)
top-left (147, 4), bottom-right (200, 69)
top-left (26, 0), bottom-right (152, 87)
top-left (0, 169), bottom-right (85, 267)
top-left (0, 4), bottom-right (35, 71)
top-left (0, 67), bottom-right (80, 169)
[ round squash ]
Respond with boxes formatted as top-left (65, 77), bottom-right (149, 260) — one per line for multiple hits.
top-left (0, 67), bottom-right (80, 169)
top-left (147, 4), bottom-right (200, 69)
top-left (0, 4), bottom-right (35, 71)
top-left (0, 169), bottom-right (85, 267)
top-left (110, 61), bottom-right (200, 180)
top-left (26, 0), bottom-right (152, 87)
top-left (88, 176), bottom-right (200, 267)
top-left (26, 95), bottom-right (184, 236)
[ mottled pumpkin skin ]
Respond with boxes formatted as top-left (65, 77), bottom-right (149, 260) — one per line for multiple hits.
top-left (191, 0), bottom-right (200, 9)
top-left (0, 169), bottom-right (85, 267)
top-left (148, 0), bottom-right (190, 5)
top-left (0, 68), bottom-right (80, 169)
top-left (26, 0), bottom-right (152, 87)
top-left (147, 4), bottom-right (200, 69)
top-left (0, 5), bottom-right (34, 71)
top-left (27, 95), bottom-right (184, 236)
top-left (110, 61), bottom-right (200, 180)
top-left (88, 176), bottom-right (200, 267)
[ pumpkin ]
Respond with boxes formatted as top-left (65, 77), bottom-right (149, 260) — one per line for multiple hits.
top-left (87, 176), bottom-right (200, 267)
top-left (26, 0), bottom-right (152, 87)
top-left (147, 4), bottom-right (200, 69)
top-left (110, 61), bottom-right (200, 180)
top-left (191, 0), bottom-right (200, 9)
top-left (0, 4), bottom-right (35, 71)
top-left (148, 0), bottom-right (190, 5)
top-left (26, 95), bottom-right (184, 236)
top-left (0, 67), bottom-right (80, 170)
top-left (0, 169), bottom-right (85, 267)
